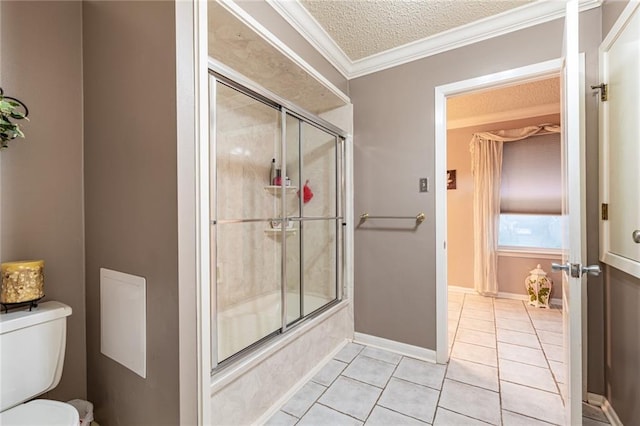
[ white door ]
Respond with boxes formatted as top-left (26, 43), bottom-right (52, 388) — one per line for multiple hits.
top-left (555, 0), bottom-right (598, 424)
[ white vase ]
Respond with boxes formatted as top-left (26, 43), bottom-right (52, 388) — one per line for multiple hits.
top-left (525, 264), bottom-right (553, 308)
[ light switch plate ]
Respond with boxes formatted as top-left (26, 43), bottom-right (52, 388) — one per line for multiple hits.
top-left (419, 178), bottom-right (429, 192)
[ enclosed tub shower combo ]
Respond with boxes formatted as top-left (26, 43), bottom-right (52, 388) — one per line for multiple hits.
top-left (209, 68), bottom-right (347, 367)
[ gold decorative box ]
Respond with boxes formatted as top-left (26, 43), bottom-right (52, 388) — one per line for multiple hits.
top-left (1, 260), bottom-right (45, 304)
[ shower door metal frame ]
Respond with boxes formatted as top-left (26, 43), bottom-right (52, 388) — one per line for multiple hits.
top-left (208, 60), bottom-right (347, 371)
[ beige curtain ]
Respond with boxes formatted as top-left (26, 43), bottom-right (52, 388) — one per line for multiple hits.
top-left (470, 124), bottom-right (560, 296)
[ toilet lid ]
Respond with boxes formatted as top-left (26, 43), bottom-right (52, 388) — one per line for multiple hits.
top-left (0, 399), bottom-right (79, 425)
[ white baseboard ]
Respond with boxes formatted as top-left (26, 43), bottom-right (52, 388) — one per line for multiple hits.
top-left (587, 392), bottom-right (623, 426)
top-left (353, 332), bottom-right (437, 363)
top-left (497, 290), bottom-right (563, 307)
top-left (448, 285), bottom-right (476, 294)
top-left (253, 338), bottom-right (348, 425)
top-left (448, 285), bottom-right (562, 306)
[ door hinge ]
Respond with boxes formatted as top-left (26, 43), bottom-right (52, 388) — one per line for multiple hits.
top-left (591, 83), bottom-right (608, 101)
top-left (602, 203), bottom-right (608, 220)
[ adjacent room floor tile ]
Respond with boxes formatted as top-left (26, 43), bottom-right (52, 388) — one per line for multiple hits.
top-left (334, 343), bottom-right (365, 363)
top-left (537, 330), bottom-right (564, 346)
top-left (433, 407), bottom-right (491, 425)
top-left (494, 298), bottom-right (524, 306)
top-left (365, 405), bottom-right (428, 426)
top-left (494, 310), bottom-right (530, 322)
top-left (438, 379), bottom-right (501, 425)
top-left (318, 377), bottom-right (381, 421)
top-left (541, 342), bottom-right (564, 362)
top-left (500, 381), bottom-right (565, 425)
top-left (451, 341), bottom-right (498, 367)
top-left (393, 357), bottom-right (446, 390)
top-left (312, 359), bottom-right (348, 386)
top-left (342, 355), bottom-right (396, 388)
top-left (498, 358), bottom-right (558, 393)
top-left (461, 308), bottom-right (495, 321)
top-left (449, 301), bottom-right (462, 311)
top-left (497, 342), bottom-right (547, 367)
top-left (281, 381), bottom-right (326, 418)
top-left (548, 360), bottom-right (565, 384)
top-left (459, 317), bottom-right (496, 333)
top-left (531, 318), bottom-right (563, 332)
top-left (297, 404), bottom-right (363, 426)
top-left (465, 294), bottom-right (495, 304)
top-left (446, 358), bottom-right (499, 391)
top-left (497, 328), bottom-right (541, 349)
top-left (456, 328), bottom-right (496, 348)
top-left (495, 317), bottom-right (535, 334)
top-left (502, 409), bottom-right (556, 426)
top-left (377, 378), bottom-right (439, 424)
top-left (449, 292), bottom-right (465, 302)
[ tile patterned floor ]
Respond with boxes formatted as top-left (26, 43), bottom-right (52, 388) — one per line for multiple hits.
top-left (266, 292), bottom-right (610, 425)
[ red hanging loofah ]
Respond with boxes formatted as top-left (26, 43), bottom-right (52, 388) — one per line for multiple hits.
top-left (301, 179), bottom-right (313, 204)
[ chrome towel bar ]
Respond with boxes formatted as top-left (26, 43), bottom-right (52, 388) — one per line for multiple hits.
top-left (359, 212), bottom-right (426, 224)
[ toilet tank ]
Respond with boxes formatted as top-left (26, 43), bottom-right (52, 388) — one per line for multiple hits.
top-left (0, 301), bottom-right (72, 411)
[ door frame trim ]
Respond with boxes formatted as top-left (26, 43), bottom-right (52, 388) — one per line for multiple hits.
top-left (434, 56), bottom-right (580, 362)
top-left (434, 54), bottom-right (588, 404)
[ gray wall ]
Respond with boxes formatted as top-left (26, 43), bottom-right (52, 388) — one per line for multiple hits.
top-left (0, 1), bottom-right (86, 401)
top-left (351, 9), bottom-right (605, 393)
top-left (83, 2), bottom-right (180, 424)
top-left (602, 0), bottom-right (630, 34)
top-left (600, 2), bottom-right (639, 424)
top-left (604, 266), bottom-right (640, 424)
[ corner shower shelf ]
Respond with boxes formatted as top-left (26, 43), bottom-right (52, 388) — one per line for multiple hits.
top-left (264, 185), bottom-right (298, 195)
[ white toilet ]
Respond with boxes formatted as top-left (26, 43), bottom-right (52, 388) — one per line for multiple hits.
top-left (0, 301), bottom-right (80, 425)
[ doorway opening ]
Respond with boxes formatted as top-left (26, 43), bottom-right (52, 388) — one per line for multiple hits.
top-left (433, 58), bottom-right (584, 424)
top-left (446, 74), bottom-right (568, 407)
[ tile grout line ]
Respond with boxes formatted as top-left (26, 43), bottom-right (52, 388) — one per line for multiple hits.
top-left (492, 296), bottom-right (504, 426)
top-left (434, 292), bottom-right (463, 424)
top-left (360, 351), bottom-right (404, 423)
top-left (272, 300), bottom-right (605, 426)
top-left (524, 301), bottom-right (565, 401)
top-left (292, 344), bottom-right (365, 424)
top-left (440, 293), bottom-right (501, 426)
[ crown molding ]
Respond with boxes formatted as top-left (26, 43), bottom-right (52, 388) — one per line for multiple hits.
top-left (447, 102), bottom-right (560, 129)
top-left (268, 0), bottom-right (601, 79)
top-left (266, 0), bottom-right (352, 78)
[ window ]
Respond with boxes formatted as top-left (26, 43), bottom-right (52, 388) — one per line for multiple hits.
top-left (498, 214), bottom-right (562, 249)
top-left (499, 134), bottom-right (562, 251)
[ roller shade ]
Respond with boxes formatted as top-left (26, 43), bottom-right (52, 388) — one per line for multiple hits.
top-left (500, 133), bottom-right (561, 214)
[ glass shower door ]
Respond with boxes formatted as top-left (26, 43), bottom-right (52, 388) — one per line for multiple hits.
top-left (299, 121), bottom-right (339, 316)
top-left (212, 80), bottom-right (283, 362)
top-left (210, 72), bottom-right (344, 368)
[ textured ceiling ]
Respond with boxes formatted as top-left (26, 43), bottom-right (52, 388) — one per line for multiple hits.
top-left (208, 2), bottom-right (346, 114)
top-left (300, 0), bottom-right (534, 60)
top-left (447, 77), bottom-right (560, 122)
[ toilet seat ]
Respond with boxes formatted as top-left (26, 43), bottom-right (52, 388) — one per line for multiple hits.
top-left (0, 399), bottom-right (79, 425)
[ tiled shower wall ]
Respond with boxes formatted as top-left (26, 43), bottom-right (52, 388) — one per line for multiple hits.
top-left (216, 83), bottom-right (282, 309)
top-left (215, 83), bottom-right (341, 311)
